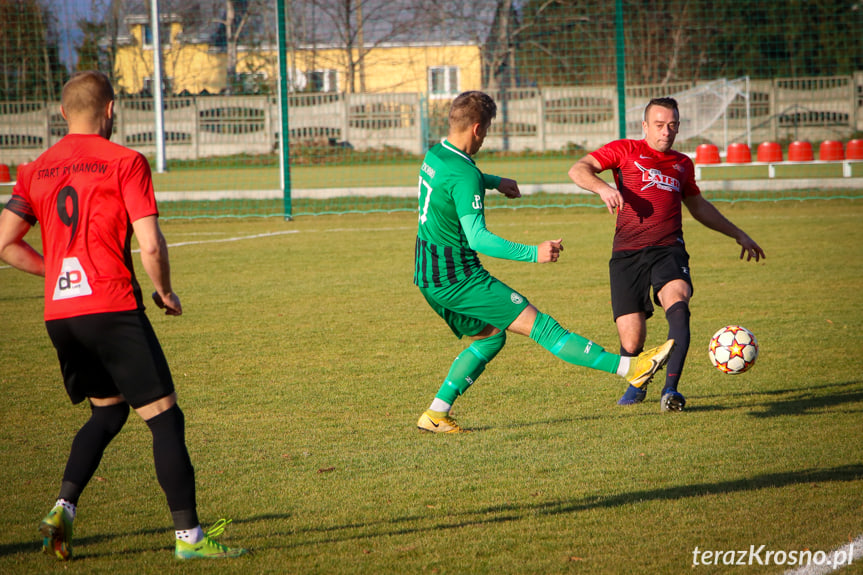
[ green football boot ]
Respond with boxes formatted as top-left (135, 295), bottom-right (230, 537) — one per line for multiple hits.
top-left (175, 519), bottom-right (248, 559)
top-left (39, 505), bottom-right (73, 561)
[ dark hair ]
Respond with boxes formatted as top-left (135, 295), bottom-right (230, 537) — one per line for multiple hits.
top-left (449, 91), bottom-right (497, 131)
top-left (644, 97), bottom-right (679, 121)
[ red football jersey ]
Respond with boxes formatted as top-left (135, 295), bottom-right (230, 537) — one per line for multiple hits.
top-left (8, 134), bottom-right (158, 320)
top-left (590, 139), bottom-right (700, 252)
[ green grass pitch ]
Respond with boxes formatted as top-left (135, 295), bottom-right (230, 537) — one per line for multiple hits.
top-left (1, 200), bottom-right (862, 574)
top-left (150, 157), bottom-right (863, 192)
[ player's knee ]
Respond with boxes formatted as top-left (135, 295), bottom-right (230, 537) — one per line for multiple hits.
top-left (471, 330), bottom-right (506, 362)
top-left (620, 343), bottom-right (644, 356)
top-left (90, 402), bottom-right (130, 438)
top-left (665, 300), bottom-right (690, 320)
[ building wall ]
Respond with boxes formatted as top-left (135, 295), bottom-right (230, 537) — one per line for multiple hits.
top-left (115, 24), bottom-right (228, 95)
top-left (113, 22), bottom-right (482, 97)
top-left (289, 43), bottom-right (482, 95)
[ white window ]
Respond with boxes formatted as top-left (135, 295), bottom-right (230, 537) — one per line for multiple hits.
top-left (140, 23), bottom-right (171, 48)
top-left (287, 68), bottom-right (307, 92)
top-left (143, 76), bottom-right (173, 94)
top-left (308, 69), bottom-right (338, 93)
top-left (428, 66), bottom-right (459, 98)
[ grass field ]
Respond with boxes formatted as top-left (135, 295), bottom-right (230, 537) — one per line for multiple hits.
top-left (1, 200), bottom-right (862, 574)
top-left (147, 157), bottom-right (863, 192)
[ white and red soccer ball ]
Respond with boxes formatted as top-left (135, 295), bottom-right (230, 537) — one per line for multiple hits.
top-left (708, 325), bottom-right (759, 374)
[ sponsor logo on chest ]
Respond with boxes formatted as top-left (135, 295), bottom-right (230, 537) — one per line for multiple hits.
top-left (634, 161), bottom-right (681, 193)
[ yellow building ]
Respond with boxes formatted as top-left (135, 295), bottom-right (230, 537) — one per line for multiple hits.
top-left (112, 14), bottom-right (482, 97)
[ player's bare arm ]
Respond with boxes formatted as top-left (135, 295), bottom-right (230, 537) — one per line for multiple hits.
top-left (537, 238), bottom-right (563, 263)
top-left (683, 194), bottom-right (765, 262)
top-left (568, 155), bottom-right (623, 215)
top-left (496, 177), bottom-right (522, 199)
top-left (132, 215), bottom-right (182, 315)
top-left (0, 209), bottom-right (45, 277)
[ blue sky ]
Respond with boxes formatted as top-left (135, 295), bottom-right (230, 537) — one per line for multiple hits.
top-left (52, 0), bottom-right (98, 70)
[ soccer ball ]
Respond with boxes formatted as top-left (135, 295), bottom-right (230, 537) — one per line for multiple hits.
top-left (708, 325), bottom-right (759, 374)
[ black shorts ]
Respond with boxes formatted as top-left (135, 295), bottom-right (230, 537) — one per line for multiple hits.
top-left (45, 310), bottom-right (175, 408)
top-left (609, 244), bottom-right (693, 321)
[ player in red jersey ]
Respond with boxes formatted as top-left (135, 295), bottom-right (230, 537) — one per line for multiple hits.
top-left (568, 97), bottom-right (765, 411)
top-left (0, 71), bottom-right (246, 560)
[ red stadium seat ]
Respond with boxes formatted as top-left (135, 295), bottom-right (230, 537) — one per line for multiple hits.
top-left (788, 141), bottom-right (814, 162)
top-left (846, 139), bottom-right (863, 160)
top-left (818, 140), bottom-right (844, 161)
top-left (726, 143), bottom-right (751, 163)
top-left (756, 142), bottom-right (783, 162)
top-left (695, 144), bottom-right (720, 164)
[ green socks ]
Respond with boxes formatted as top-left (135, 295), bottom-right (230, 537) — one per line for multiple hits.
top-left (435, 331), bottom-right (507, 405)
top-left (432, 313), bottom-right (620, 409)
top-left (529, 312), bottom-right (620, 374)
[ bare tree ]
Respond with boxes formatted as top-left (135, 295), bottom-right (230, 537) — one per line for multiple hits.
top-left (295, 0), bottom-right (418, 93)
top-left (0, 0), bottom-right (65, 100)
top-left (76, 0), bottom-right (122, 79)
top-left (483, 0), bottom-right (515, 93)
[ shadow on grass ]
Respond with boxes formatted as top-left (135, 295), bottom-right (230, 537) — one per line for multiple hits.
top-left (5, 465), bottom-right (861, 557)
top-left (234, 465), bottom-right (863, 551)
top-left (747, 380), bottom-right (863, 418)
top-left (681, 381), bottom-right (863, 417)
top-left (468, 413), bottom-right (604, 432)
top-left (524, 464), bottom-right (863, 516)
top-left (0, 516), bottom-right (282, 559)
top-left (474, 381), bottom-right (863, 425)
top-left (0, 524), bottom-right (171, 559)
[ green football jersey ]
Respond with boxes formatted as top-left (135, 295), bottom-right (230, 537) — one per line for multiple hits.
top-left (414, 139), bottom-right (488, 288)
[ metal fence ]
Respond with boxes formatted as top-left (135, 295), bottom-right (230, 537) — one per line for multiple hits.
top-left (3, 72), bottom-right (862, 166)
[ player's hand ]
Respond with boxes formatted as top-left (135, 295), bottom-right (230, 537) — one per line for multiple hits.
top-left (537, 238), bottom-right (563, 263)
top-left (152, 291), bottom-right (183, 316)
top-left (737, 235), bottom-right (765, 262)
top-left (598, 186), bottom-right (624, 215)
top-left (497, 178), bottom-right (521, 199)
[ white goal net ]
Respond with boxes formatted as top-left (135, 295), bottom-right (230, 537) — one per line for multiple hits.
top-left (625, 77), bottom-right (751, 150)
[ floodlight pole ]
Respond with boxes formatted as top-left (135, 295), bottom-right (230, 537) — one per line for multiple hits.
top-left (614, 0), bottom-right (626, 139)
top-left (150, 0), bottom-right (167, 173)
top-left (276, 0), bottom-right (292, 220)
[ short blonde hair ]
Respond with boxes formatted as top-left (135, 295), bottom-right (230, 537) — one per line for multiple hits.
top-left (61, 71), bottom-right (114, 123)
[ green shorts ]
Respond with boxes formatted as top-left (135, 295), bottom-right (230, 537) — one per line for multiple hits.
top-left (418, 269), bottom-right (530, 338)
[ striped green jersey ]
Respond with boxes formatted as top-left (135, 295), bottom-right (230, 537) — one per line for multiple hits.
top-left (414, 139), bottom-right (496, 288)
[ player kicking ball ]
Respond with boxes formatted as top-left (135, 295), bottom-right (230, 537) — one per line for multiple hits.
top-left (413, 91), bottom-right (675, 433)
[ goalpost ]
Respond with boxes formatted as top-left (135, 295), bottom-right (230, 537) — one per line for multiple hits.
top-left (625, 77), bottom-right (752, 153)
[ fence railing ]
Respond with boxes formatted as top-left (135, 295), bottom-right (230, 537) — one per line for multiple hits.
top-left (2, 73), bottom-right (861, 165)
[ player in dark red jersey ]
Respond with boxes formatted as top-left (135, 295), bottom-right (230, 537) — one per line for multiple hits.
top-left (568, 97), bottom-right (765, 411)
top-left (0, 71), bottom-right (246, 560)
